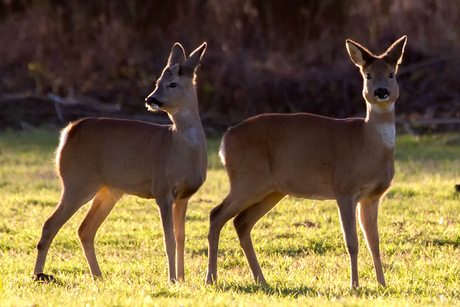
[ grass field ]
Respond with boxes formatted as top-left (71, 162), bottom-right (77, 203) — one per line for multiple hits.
top-left (1, 129), bottom-right (459, 306)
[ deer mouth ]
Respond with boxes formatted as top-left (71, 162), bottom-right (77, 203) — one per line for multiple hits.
top-left (145, 96), bottom-right (164, 111)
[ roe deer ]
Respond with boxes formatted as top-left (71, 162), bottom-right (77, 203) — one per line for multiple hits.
top-left (33, 42), bottom-right (207, 282)
top-left (206, 36), bottom-right (407, 288)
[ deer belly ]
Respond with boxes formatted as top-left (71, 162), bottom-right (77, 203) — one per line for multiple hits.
top-left (111, 180), bottom-right (155, 199)
top-left (287, 192), bottom-right (332, 200)
top-left (279, 179), bottom-right (335, 200)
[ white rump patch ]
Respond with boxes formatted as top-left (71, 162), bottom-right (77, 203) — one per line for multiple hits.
top-left (219, 138), bottom-right (226, 165)
top-left (376, 124), bottom-right (396, 148)
top-left (55, 125), bottom-right (71, 168)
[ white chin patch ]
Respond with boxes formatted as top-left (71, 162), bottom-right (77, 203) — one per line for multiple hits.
top-left (145, 103), bottom-right (160, 112)
top-left (376, 96), bottom-right (389, 102)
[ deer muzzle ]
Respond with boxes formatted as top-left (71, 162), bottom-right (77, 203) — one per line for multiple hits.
top-left (145, 96), bottom-right (164, 111)
top-left (374, 88), bottom-right (390, 102)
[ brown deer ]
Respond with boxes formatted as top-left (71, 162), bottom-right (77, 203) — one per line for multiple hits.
top-left (206, 36), bottom-right (407, 288)
top-left (33, 42), bottom-right (207, 282)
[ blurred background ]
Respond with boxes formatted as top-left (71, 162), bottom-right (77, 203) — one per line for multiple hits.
top-left (0, 0), bottom-right (459, 134)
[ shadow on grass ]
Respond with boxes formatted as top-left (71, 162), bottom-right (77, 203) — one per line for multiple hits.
top-left (263, 240), bottom-right (338, 257)
top-left (214, 281), bottom-right (317, 298)
top-left (213, 280), bottom-right (391, 299)
top-left (189, 238), bottom-right (338, 259)
top-left (425, 238), bottom-right (460, 248)
top-left (149, 288), bottom-right (182, 298)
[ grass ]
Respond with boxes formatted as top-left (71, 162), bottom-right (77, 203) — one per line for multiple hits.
top-left (0, 129), bottom-right (459, 306)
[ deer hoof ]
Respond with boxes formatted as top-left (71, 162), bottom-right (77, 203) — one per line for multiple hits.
top-left (32, 273), bottom-right (56, 283)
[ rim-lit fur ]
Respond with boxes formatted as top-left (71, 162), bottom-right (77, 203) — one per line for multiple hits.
top-left (33, 42), bottom-right (207, 283)
top-left (206, 36), bottom-right (407, 289)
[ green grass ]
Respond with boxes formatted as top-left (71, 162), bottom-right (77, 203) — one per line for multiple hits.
top-left (1, 130), bottom-right (459, 306)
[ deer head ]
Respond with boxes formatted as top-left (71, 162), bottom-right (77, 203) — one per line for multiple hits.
top-left (145, 43), bottom-right (207, 115)
top-left (346, 36), bottom-right (407, 111)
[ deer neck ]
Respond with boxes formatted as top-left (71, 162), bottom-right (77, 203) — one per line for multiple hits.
top-left (364, 102), bottom-right (396, 149)
top-left (168, 104), bottom-right (206, 150)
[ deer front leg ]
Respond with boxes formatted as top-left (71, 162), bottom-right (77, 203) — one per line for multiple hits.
top-left (173, 198), bottom-right (189, 281)
top-left (336, 198), bottom-right (359, 289)
top-left (359, 198), bottom-right (386, 287)
top-left (156, 195), bottom-right (177, 282)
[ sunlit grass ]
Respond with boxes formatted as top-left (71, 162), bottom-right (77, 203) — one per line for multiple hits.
top-left (1, 130), bottom-right (459, 306)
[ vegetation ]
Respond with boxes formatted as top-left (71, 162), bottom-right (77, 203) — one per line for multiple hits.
top-left (1, 130), bottom-right (459, 306)
top-left (1, 1), bottom-right (458, 305)
top-left (1, 0), bottom-right (460, 129)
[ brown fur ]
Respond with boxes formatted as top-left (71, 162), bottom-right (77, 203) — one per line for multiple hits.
top-left (33, 42), bottom-right (207, 282)
top-left (206, 36), bottom-right (407, 288)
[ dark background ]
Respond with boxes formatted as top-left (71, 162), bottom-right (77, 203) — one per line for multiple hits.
top-left (0, 0), bottom-right (459, 133)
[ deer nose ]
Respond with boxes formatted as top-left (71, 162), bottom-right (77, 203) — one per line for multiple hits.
top-left (145, 96), bottom-right (164, 108)
top-left (374, 88), bottom-right (389, 100)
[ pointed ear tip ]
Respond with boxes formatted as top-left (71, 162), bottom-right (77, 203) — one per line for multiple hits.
top-left (192, 42), bottom-right (207, 57)
top-left (171, 43), bottom-right (186, 53)
top-left (345, 39), bottom-right (359, 49)
top-left (199, 42), bottom-right (207, 51)
top-left (399, 35), bottom-right (408, 43)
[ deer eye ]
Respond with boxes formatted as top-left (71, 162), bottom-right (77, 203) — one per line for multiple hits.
top-left (169, 82), bottom-right (177, 88)
top-left (366, 74), bottom-right (372, 80)
top-left (389, 73), bottom-right (395, 79)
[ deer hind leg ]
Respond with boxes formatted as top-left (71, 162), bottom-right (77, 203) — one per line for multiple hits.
top-left (33, 181), bottom-right (101, 281)
top-left (336, 197), bottom-right (359, 289)
top-left (233, 192), bottom-right (285, 284)
top-left (77, 186), bottom-right (123, 278)
top-left (205, 189), bottom-right (271, 285)
top-left (359, 198), bottom-right (386, 287)
top-left (173, 198), bottom-right (189, 281)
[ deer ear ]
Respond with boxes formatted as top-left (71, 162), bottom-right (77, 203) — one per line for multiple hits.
top-left (346, 39), bottom-right (374, 67)
top-left (180, 42), bottom-right (207, 77)
top-left (168, 43), bottom-right (186, 66)
top-left (383, 35), bottom-right (407, 68)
